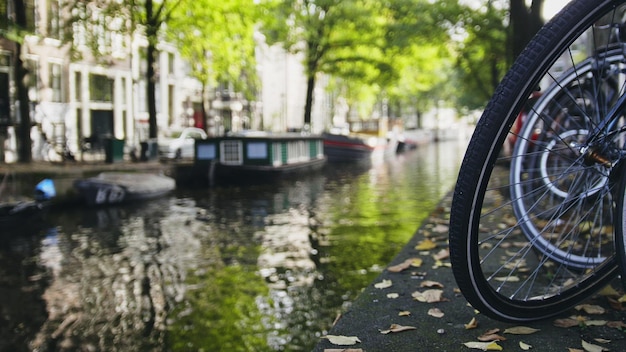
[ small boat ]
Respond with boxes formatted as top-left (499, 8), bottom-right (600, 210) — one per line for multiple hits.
top-left (0, 178), bottom-right (56, 227)
top-left (74, 172), bottom-right (176, 206)
top-left (194, 131), bottom-right (326, 184)
top-left (322, 131), bottom-right (395, 162)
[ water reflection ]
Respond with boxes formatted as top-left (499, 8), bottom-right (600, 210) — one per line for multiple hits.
top-left (0, 140), bottom-right (465, 351)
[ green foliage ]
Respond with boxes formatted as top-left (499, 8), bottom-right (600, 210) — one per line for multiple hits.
top-left (167, 0), bottom-right (260, 99)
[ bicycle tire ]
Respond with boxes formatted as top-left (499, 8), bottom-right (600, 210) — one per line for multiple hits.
top-left (449, 0), bottom-right (625, 322)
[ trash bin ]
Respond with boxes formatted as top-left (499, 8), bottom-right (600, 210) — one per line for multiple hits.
top-left (139, 139), bottom-right (158, 161)
top-left (105, 138), bottom-right (125, 163)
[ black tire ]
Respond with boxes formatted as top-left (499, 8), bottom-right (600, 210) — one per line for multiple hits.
top-left (449, 0), bottom-right (625, 322)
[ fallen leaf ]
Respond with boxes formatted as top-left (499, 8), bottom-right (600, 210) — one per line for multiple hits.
top-left (420, 280), bottom-right (444, 288)
top-left (584, 320), bottom-right (607, 327)
top-left (462, 341), bottom-right (503, 351)
top-left (388, 258), bottom-right (420, 273)
top-left (477, 333), bottom-right (506, 342)
top-left (398, 311), bottom-right (411, 316)
top-left (432, 224), bottom-right (449, 233)
top-left (503, 326), bottom-right (540, 335)
top-left (568, 349), bottom-right (584, 352)
top-left (607, 320), bottom-right (626, 329)
top-left (598, 285), bottom-right (620, 297)
top-left (433, 248), bottom-right (450, 261)
top-left (619, 294), bottom-right (626, 303)
top-left (494, 276), bottom-right (520, 282)
top-left (428, 308), bottom-right (444, 318)
top-left (581, 339), bottom-right (608, 352)
top-left (519, 341), bottom-right (532, 350)
top-left (387, 293), bottom-right (399, 299)
top-left (575, 304), bottom-right (606, 315)
top-left (607, 297), bottom-right (624, 311)
top-left (323, 335), bottom-right (361, 346)
top-left (324, 350), bottom-right (363, 352)
top-left (432, 260), bottom-right (452, 268)
top-left (412, 289), bottom-right (445, 303)
top-left (379, 324), bottom-right (418, 334)
top-left (554, 318), bottom-right (580, 328)
top-left (594, 338), bottom-right (611, 344)
top-left (465, 317), bottom-right (479, 329)
top-left (374, 279), bottom-right (392, 289)
top-left (415, 239), bottom-right (437, 250)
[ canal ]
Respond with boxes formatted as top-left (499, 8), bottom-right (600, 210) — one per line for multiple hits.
top-left (0, 139), bottom-right (465, 351)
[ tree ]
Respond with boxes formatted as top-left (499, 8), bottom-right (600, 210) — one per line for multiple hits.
top-left (167, 0), bottom-right (259, 133)
top-left (260, 0), bottom-right (392, 128)
top-left (0, 0), bottom-right (33, 162)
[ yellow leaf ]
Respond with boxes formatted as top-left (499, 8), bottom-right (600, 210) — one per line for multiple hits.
top-left (581, 339), bottom-right (609, 352)
top-left (374, 279), bottom-right (392, 289)
top-left (575, 304), bottom-right (606, 315)
top-left (597, 285), bottom-right (620, 296)
top-left (462, 341), bottom-right (503, 351)
top-left (415, 239), bottom-right (437, 250)
top-left (411, 258), bottom-right (423, 267)
top-left (398, 310), bottom-right (411, 316)
top-left (323, 335), bottom-right (361, 346)
top-left (519, 341), bottom-right (532, 350)
top-left (503, 326), bottom-right (540, 335)
top-left (465, 317), bottom-right (479, 330)
top-left (412, 289), bottom-right (445, 303)
top-left (379, 324), bottom-right (418, 334)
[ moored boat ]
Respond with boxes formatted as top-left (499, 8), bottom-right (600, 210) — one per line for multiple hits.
top-left (194, 131), bottom-right (326, 184)
top-left (322, 131), bottom-right (395, 163)
top-left (74, 172), bottom-right (176, 206)
top-left (0, 178), bottom-right (56, 228)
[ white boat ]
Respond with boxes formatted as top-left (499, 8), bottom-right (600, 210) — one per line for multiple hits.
top-left (74, 172), bottom-right (175, 206)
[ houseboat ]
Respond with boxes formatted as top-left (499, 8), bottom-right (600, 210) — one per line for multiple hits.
top-left (194, 131), bottom-right (326, 184)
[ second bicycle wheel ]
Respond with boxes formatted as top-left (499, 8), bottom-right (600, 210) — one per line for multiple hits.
top-left (449, 0), bottom-right (626, 322)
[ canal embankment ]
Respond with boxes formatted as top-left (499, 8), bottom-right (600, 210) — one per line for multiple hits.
top-left (313, 192), bottom-right (626, 352)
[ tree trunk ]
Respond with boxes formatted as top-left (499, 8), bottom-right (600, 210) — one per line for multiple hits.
top-left (304, 74), bottom-right (315, 130)
top-left (146, 0), bottom-right (158, 140)
top-left (14, 0), bottom-right (32, 163)
top-left (509, 0), bottom-right (544, 62)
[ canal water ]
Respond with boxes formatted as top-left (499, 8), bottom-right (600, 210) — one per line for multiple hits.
top-left (0, 139), bottom-right (465, 352)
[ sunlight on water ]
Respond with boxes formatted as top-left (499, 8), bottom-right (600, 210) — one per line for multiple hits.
top-left (0, 139), bottom-right (466, 351)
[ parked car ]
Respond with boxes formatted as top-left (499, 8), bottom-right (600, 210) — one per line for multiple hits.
top-left (158, 127), bottom-right (208, 159)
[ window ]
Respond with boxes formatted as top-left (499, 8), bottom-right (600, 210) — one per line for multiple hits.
top-left (47, 0), bottom-right (61, 39)
top-left (49, 63), bottom-right (62, 102)
top-left (89, 74), bottom-right (113, 102)
top-left (0, 0), bottom-right (7, 30)
top-left (74, 71), bottom-right (82, 101)
top-left (220, 140), bottom-right (243, 165)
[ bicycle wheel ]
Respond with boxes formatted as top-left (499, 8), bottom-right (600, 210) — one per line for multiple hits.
top-left (449, 0), bottom-right (626, 322)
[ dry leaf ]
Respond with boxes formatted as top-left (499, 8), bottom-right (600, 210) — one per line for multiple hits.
top-left (398, 310), bottom-right (411, 316)
top-left (415, 239), bottom-right (437, 250)
top-left (379, 324), bottom-right (418, 334)
top-left (607, 320), bottom-right (626, 329)
top-left (598, 285), bottom-right (620, 296)
top-left (388, 258), bottom-right (421, 273)
top-left (412, 289), bottom-right (445, 303)
top-left (607, 297), bottom-right (624, 311)
top-left (433, 248), bottom-right (450, 261)
top-left (428, 308), bottom-right (444, 318)
top-left (374, 279), bottom-right (392, 289)
top-left (519, 341), bottom-right (532, 350)
top-left (568, 349), bottom-right (584, 352)
top-left (594, 338), bottom-right (611, 344)
top-left (581, 339), bottom-right (609, 352)
top-left (420, 280), bottom-right (444, 288)
top-left (575, 304), bottom-right (606, 315)
top-left (324, 350), bottom-right (363, 352)
top-left (462, 341), bottom-right (503, 351)
top-left (387, 293), bottom-right (399, 299)
top-left (554, 318), bottom-right (580, 328)
top-left (432, 224), bottom-right (449, 233)
top-left (323, 335), bottom-right (361, 346)
top-left (477, 333), bottom-right (506, 342)
top-left (503, 326), bottom-right (540, 335)
top-left (585, 320), bottom-right (607, 327)
top-left (465, 317), bottom-right (479, 329)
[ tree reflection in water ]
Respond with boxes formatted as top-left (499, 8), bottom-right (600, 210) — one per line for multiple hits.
top-left (0, 140), bottom-right (465, 351)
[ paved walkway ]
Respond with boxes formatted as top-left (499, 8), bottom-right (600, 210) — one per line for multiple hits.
top-left (313, 192), bottom-right (626, 352)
